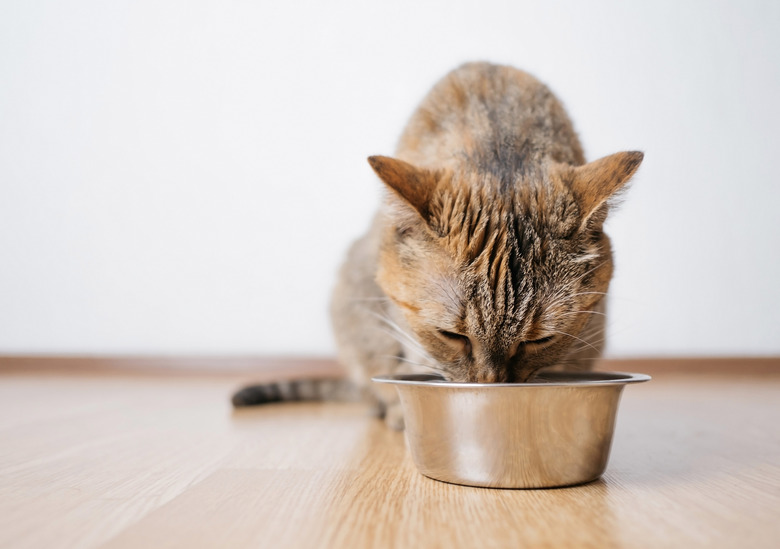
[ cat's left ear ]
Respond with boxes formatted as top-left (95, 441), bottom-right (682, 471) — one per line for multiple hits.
top-left (556, 151), bottom-right (644, 227)
top-left (367, 155), bottom-right (439, 222)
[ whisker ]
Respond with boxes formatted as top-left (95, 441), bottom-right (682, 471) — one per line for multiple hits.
top-left (379, 355), bottom-right (451, 379)
top-left (550, 329), bottom-right (602, 354)
top-left (559, 310), bottom-right (607, 318)
top-left (576, 323), bottom-right (609, 337)
top-left (567, 326), bottom-right (608, 346)
top-left (378, 327), bottom-right (432, 361)
top-left (379, 354), bottom-right (436, 369)
top-left (566, 332), bottom-right (609, 354)
top-left (545, 261), bottom-right (609, 305)
top-left (370, 311), bottom-right (433, 361)
top-left (565, 291), bottom-right (609, 299)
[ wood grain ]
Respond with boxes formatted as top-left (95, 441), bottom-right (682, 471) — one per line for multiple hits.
top-left (1, 365), bottom-right (779, 548)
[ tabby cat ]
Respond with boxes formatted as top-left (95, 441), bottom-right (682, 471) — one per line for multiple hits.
top-left (232, 62), bottom-right (643, 429)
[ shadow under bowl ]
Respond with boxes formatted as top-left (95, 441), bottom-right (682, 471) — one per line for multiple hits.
top-left (372, 371), bottom-right (650, 489)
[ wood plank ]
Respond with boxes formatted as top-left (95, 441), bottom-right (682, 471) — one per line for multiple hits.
top-left (0, 371), bottom-right (778, 548)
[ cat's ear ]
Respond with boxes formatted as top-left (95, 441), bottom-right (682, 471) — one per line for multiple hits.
top-left (367, 156), bottom-right (438, 221)
top-left (558, 151), bottom-right (644, 227)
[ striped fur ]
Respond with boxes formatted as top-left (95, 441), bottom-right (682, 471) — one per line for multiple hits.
top-left (238, 62), bottom-right (642, 430)
top-left (232, 378), bottom-right (363, 407)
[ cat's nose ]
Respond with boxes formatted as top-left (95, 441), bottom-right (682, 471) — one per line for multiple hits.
top-left (476, 370), bottom-right (498, 383)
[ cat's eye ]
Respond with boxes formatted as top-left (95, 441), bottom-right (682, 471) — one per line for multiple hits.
top-left (510, 335), bottom-right (556, 357)
top-left (437, 329), bottom-right (472, 355)
top-left (525, 336), bottom-right (555, 346)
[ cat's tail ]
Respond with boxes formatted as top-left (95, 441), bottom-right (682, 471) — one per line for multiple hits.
top-left (231, 377), bottom-right (365, 407)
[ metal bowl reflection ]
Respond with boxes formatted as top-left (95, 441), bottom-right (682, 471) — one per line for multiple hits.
top-left (372, 371), bottom-right (650, 489)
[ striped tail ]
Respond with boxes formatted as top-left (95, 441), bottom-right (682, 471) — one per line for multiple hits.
top-left (231, 377), bottom-right (363, 408)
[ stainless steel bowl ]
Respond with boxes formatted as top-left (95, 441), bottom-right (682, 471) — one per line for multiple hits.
top-left (372, 371), bottom-right (650, 489)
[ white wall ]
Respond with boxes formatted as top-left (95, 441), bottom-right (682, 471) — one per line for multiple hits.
top-left (1, 0), bottom-right (778, 357)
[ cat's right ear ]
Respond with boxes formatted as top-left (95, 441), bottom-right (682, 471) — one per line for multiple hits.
top-left (367, 156), bottom-right (439, 222)
top-left (556, 151), bottom-right (644, 229)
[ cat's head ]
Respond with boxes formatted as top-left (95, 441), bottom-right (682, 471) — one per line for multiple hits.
top-left (369, 152), bottom-right (643, 382)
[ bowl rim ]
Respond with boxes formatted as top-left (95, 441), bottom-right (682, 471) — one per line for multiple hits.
top-left (372, 371), bottom-right (651, 388)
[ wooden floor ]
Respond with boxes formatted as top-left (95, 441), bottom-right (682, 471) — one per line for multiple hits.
top-left (1, 361), bottom-right (779, 548)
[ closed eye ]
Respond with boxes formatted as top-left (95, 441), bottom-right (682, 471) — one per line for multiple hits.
top-left (510, 335), bottom-right (556, 357)
top-left (525, 335), bottom-right (554, 346)
top-left (438, 329), bottom-right (465, 341)
top-left (437, 329), bottom-right (472, 355)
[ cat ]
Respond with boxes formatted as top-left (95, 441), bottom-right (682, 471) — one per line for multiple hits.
top-left (232, 62), bottom-right (643, 429)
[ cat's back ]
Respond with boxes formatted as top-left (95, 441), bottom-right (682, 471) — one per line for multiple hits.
top-left (396, 62), bottom-right (584, 173)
